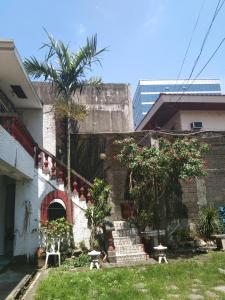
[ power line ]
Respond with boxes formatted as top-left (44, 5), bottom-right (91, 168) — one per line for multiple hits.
top-left (171, 0), bottom-right (225, 105)
top-left (139, 1), bottom-right (225, 130)
top-left (173, 37), bottom-right (225, 105)
top-left (188, 0), bottom-right (225, 81)
top-left (167, 0), bottom-right (206, 104)
top-left (176, 0), bottom-right (206, 84)
top-left (162, 0), bottom-right (223, 110)
top-left (194, 37), bottom-right (225, 79)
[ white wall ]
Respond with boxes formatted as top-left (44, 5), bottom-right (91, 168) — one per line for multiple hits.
top-left (72, 195), bottom-right (91, 248)
top-left (180, 110), bottom-right (225, 131)
top-left (14, 170), bottom-right (91, 256)
top-left (43, 105), bottom-right (56, 155)
top-left (14, 169), bottom-right (55, 257)
top-left (18, 108), bottom-right (43, 146)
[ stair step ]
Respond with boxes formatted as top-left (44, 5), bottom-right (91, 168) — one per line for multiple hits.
top-left (116, 244), bottom-right (144, 253)
top-left (109, 252), bottom-right (148, 263)
top-left (112, 228), bottom-right (139, 237)
top-left (109, 220), bottom-right (147, 264)
top-left (113, 221), bottom-right (136, 230)
top-left (113, 236), bottom-right (141, 247)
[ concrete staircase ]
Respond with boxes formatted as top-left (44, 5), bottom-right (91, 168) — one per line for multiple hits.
top-left (108, 220), bottom-right (148, 264)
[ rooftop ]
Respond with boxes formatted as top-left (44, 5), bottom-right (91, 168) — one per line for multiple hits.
top-left (136, 93), bottom-right (225, 131)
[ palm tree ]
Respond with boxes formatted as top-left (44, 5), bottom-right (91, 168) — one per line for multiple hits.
top-left (24, 31), bottom-right (106, 223)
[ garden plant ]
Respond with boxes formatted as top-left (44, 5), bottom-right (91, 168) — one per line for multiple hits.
top-left (196, 206), bottom-right (224, 240)
top-left (115, 136), bottom-right (209, 233)
top-left (85, 178), bottom-right (111, 249)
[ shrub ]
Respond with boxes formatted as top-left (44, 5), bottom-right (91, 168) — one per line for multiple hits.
top-left (196, 207), bottom-right (223, 240)
top-left (173, 228), bottom-right (192, 242)
top-left (85, 178), bottom-right (111, 249)
top-left (73, 253), bottom-right (91, 268)
top-left (39, 218), bottom-right (73, 257)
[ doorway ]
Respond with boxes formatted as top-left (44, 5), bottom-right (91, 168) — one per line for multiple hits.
top-left (0, 176), bottom-right (15, 258)
top-left (47, 200), bottom-right (66, 221)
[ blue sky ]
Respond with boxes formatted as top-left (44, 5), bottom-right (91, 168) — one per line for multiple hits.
top-left (1, 0), bottom-right (225, 95)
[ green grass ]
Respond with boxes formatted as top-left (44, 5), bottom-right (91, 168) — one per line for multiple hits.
top-left (35, 252), bottom-right (225, 300)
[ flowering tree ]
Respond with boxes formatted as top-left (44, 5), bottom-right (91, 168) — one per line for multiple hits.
top-left (115, 136), bottom-right (209, 231)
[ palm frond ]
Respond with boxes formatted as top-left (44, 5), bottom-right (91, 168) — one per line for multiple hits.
top-left (24, 30), bottom-right (106, 100)
top-left (73, 34), bottom-right (107, 75)
top-left (24, 57), bottom-right (57, 81)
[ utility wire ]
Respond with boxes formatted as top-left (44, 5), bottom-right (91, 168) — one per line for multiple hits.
top-left (139, 37), bottom-right (225, 135)
top-left (188, 0), bottom-right (225, 81)
top-left (194, 37), bottom-right (225, 80)
top-left (173, 37), bottom-right (225, 104)
top-left (176, 0), bottom-right (206, 84)
top-left (171, 0), bottom-right (225, 105)
top-left (139, 1), bottom-right (224, 132)
top-left (166, 0), bottom-right (206, 104)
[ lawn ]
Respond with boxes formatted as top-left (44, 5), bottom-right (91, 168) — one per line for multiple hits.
top-left (35, 252), bottom-right (225, 300)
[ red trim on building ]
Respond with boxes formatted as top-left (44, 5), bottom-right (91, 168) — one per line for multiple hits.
top-left (40, 190), bottom-right (73, 224)
top-left (0, 116), bottom-right (36, 156)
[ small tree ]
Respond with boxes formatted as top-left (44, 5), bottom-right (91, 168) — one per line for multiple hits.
top-left (24, 31), bottom-right (106, 222)
top-left (85, 178), bottom-right (111, 249)
top-left (115, 136), bottom-right (209, 232)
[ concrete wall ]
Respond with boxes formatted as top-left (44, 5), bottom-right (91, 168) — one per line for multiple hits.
top-left (163, 112), bottom-right (181, 130)
top-left (33, 82), bottom-right (133, 135)
top-left (72, 132), bottom-right (145, 221)
top-left (180, 137), bottom-right (225, 224)
top-left (74, 84), bottom-right (133, 133)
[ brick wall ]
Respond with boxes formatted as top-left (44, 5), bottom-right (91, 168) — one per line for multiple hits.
top-left (72, 132), bottom-right (225, 226)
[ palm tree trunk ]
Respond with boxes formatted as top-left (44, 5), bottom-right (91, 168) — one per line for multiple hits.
top-left (67, 114), bottom-right (72, 223)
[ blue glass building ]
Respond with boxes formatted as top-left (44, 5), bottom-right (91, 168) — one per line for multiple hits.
top-left (133, 79), bottom-right (221, 128)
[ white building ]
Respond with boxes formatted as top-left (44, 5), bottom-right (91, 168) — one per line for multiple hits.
top-left (0, 40), bottom-right (91, 260)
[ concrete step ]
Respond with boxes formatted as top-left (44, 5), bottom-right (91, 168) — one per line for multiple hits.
top-left (113, 221), bottom-right (136, 230)
top-left (112, 228), bottom-right (139, 238)
top-left (113, 236), bottom-right (141, 247)
top-left (104, 258), bottom-right (156, 268)
top-left (115, 244), bottom-right (144, 254)
top-left (109, 252), bottom-right (148, 263)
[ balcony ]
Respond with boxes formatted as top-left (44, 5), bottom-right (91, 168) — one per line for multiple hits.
top-left (0, 114), bottom-right (35, 179)
top-left (0, 114), bottom-right (36, 157)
